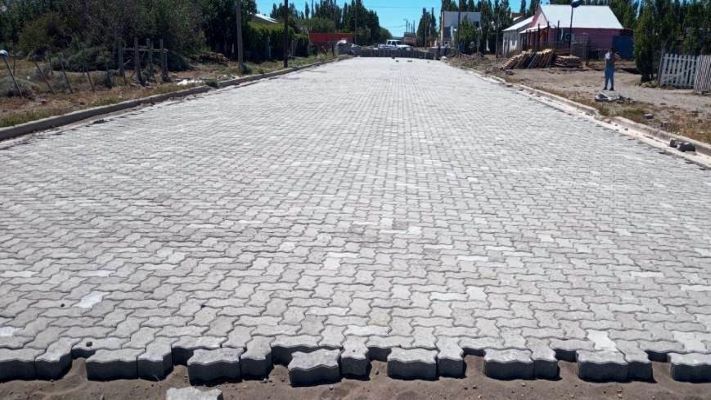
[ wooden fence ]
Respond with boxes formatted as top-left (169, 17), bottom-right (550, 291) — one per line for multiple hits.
top-left (659, 53), bottom-right (711, 93)
top-left (694, 55), bottom-right (711, 94)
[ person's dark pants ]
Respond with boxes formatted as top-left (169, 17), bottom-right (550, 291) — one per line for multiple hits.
top-left (604, 67), bottom-right (615, 91)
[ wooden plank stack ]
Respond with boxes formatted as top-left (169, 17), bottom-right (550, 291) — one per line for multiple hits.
top-left (502, 49), bottom-right (556, 70)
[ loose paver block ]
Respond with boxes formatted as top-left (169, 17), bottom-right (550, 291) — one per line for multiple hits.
top-left (0, 348), bottom-right (40, 380)
top-left (577, 351), bottom-right (629, 382)
top-left (241, 336), bottom-right (273, 379)
top-left (288, 349), bottom-right (341, 386)
top-left (187, 348), bottom-right (243, 383)
top-left (166, 387), bottom-right (223, 400)
top-left (86, 349), bottom-right (142, 380)
top-left (669, 353), bottom-right (711, 382)
top-left (387, 348), bottom-right (437, 380)
top-left (341, 338), bottom-right (370, 378)
top-left (484, 349), bottom-right (534, 380)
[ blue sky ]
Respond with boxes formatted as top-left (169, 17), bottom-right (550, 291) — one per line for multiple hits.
top-left (256, 0), bottom-right (526, 37)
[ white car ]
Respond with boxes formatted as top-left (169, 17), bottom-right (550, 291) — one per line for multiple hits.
top-left (382, 40), bottom-right (412, 50)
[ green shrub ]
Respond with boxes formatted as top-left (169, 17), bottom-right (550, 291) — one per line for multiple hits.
top-left (0, 77), bottom-right (40, 97)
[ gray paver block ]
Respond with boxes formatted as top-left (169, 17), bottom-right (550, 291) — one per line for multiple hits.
top-left (288, 349), bottom-right (341, 386)
top-left (271, 335), bottom-right (319, 365)
top-left (528, 342), bottom-right (559, 380)
top-left (387, 348), bottom-right (437, 380)
top-left (187, 348), bottom-right (243, 383)
top-left (341, 338), bottom-right (370, 378)
top-left (138, 339), bottom-right (174, 380)
top-left (484, 349), bottom-right (534, 380)
top-left (172, 337), bottom-right (223, 366)
top-left (577, 351), bottom-right (629, 382)
top-left (437, 338), bottom-right (465, 378)
top-left (86, 349), bottom-right (142, 380)
top-left (550, 339), bottom-right (593, 362)
top-left (241, 336), bottom-right (273, 379)
top-left (0, 348), bottom-right (40, 380)
top-left (669, 353), bottom-right (711, 382)
top-left (166, 387), bottom-right (224, 400)
top-left (36, 338), bottom-right (77, 380)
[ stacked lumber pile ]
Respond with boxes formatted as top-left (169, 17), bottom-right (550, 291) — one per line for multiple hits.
top-left (554, 55), bottom-right (582, 68)
top-left (502, 49), bottom-right (555, 70)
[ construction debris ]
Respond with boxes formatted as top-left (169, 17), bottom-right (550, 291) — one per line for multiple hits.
top-left (553, 55), bottom-right (582, 68)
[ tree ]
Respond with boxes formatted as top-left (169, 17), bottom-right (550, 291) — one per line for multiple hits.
top-left (416, 8), bottom-right (437, 46)
top-left (519, 0), bottom-right (527, 16)
top-left (634, 0), bottom-right (657, 81)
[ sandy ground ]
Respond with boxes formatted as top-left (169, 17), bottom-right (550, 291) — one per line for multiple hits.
top-left (500, 66), bottom-right (711, 144)
top-left (1, 358), bottom-right (711, 400)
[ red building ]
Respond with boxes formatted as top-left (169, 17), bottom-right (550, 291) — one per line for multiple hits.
top-left (309, 33), bottom-right (354, 49)
top-left (521, 5), bottom-right (624, 54)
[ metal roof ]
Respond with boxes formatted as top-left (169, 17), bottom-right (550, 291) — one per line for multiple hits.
top-left (503, 16), bottom-right (533, 32)
top-left (539, 5), bottom-right (623, 29)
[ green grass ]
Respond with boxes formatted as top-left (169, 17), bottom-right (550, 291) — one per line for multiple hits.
top-left (0, 108), bottom-right (59, 128)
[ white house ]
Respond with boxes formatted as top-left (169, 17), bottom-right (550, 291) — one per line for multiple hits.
top-left (502, 16), bottom-right (533, 56)
top-left (440, 11), bottom-right (481, 46)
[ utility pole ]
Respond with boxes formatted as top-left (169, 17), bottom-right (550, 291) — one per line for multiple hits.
top-left (354, 0), bottom-right (358, 45)
top-left (457, 0), bottom-right (462, 52)
top-left (284, 0), bottom-right (289, 68)
top-left (236, 0), bottom-right (244, 73)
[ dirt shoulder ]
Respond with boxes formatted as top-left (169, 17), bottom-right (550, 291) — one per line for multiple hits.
top-left (450, 56), bottom-right (711, 145)
top-left (0, 54), bottom-right (337, 129)
top-left (1, 359), bottom-right (710, 400)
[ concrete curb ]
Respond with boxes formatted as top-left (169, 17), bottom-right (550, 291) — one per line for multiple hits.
top-left (0, 58), bottom-right (342, 142)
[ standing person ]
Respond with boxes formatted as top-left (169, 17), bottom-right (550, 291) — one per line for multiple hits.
top-left (604, 47), bottom-right (618, 91)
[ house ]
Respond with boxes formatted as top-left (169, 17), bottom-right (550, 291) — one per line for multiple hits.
top-left (440, 11), bottom-right (481, 47)
top-left (521, 5), bottom-right (623, 54)
top-left (502, 16), bottom-right (533, 56)
top-left (252, 13), bottom-right (279, 25)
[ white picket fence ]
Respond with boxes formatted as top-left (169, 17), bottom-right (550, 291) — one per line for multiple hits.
top-left (659, 53), bottom-right (711, 93)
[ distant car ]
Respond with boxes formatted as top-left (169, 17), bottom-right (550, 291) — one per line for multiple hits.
top-left (382, 40), bottom-right (412, 50)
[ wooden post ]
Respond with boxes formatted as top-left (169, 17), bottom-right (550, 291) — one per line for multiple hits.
top-left (84, 62), bottom-right (95, 92)
top-left (160, 39), bottom-right (168, 82)
top-left (118, 41), bottom-right (126, 84)
top-left (283, 0), bottom-right (289, 68)
top-left (236, 0), bottom-right (245, 73)
top-left (147, 39), bottom-right (154, 82)
top-left (134, 37), bottom-right (144, 85)
top-left (1, 54), bottom-right (22, 97)
top-left (34, 61), bottom-right (55, 94)
top-left (59, 53), bottom-right (73, 94)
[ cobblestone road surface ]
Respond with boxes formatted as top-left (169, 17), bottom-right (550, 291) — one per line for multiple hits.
top-left (1, 58), bottom-right (711, 383)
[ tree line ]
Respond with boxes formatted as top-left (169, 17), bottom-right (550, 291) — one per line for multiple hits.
top-left (270, 0), bottom-right (391, 45)
top-left (0, 0), bottom-right (391, 71)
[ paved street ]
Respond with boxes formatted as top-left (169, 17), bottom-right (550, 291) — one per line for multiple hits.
top-left (1, 58), bottom-right (711, 383)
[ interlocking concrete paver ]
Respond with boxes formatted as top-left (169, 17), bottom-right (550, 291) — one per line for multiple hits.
top-left (0, 58), bottom-right (710, 383)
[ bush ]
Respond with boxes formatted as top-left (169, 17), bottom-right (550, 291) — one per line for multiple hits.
top-left (0, 77), bottom-right (40, 97)
top-left (17, 12), bottom-right (71, 56)
top-left (245, 23), bottom-right (309, 62)
top-left (58, 46), bottom-right (113, 72)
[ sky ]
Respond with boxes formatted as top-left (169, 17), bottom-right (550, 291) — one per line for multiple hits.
top-left (255, 0), bottom-right (526, 37)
